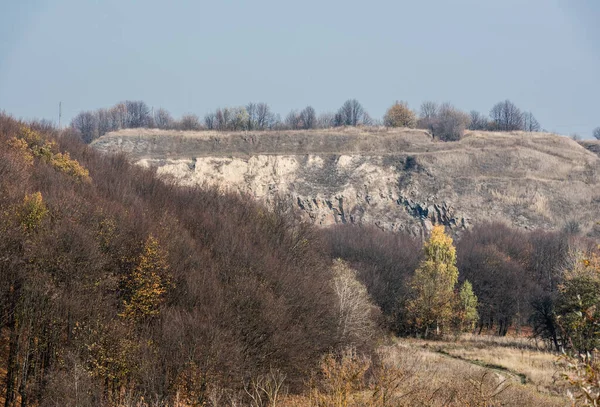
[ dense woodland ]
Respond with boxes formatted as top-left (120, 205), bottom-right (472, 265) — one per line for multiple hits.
top-left (2, 113), bottom-right (600, 406)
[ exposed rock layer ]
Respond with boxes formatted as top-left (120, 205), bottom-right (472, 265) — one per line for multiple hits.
top-left (92, 128), bottom-right (600, 235)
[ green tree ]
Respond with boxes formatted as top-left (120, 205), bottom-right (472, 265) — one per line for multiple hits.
top-left (454, 280), bottom-right (479, 333)
top-left (556, 253), bottom-right (600, 353)
top-left (406, 225), bottom-right (459, 338)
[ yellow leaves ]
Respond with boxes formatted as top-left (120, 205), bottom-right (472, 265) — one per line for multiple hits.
top-left (119, 235), bottom-right (172, 322)
top-left (18, 192), bottom-right (48, 232)
top-left (12, 124), bottom-right (91, 182)
top-left (383, 101), bottom-right (417, 128)
top-left (50, 151), bottom-right (91, 182)
top-left (407, 225), bottom-right (461, 337)
top-left (6, 137), bottom-right (34, 165)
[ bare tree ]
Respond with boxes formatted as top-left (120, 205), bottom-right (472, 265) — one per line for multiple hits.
top-left (523, 112), bottom-right (541, 132)
top-left (179, 114), bottom-right (201, 131)
top-left (593, 127), bottom-right (600, 140)
top-left (215, 108), bottom-right (231, 130)
top-left (204, 112), bottom-right (216, 130)
top-left (420, 101), bottom-right (439, 119)
top-left (285, 110), bottom-right (302, 130)
top-left (489, 100), bottom-right (524, 131)
top-left (431, 103), bottom-right (470, 141)
top-left (123, 100), bottom-right (152, 128)
top-left (109, 103), bottom-right (127, 130)
top-left (317, 112), bottom-right (335, 129)
top-left (154, 108), bottom-right (174, 129)
top-left (417, 101), bottom-right (439, 130)
top-left (71, 111), bottom-right (99, 143)
top-left (299, 106), bottom-right (316, 129)
top-left (256, 103), bottom-right (274, 130)
top-left (337, 99), bottom-right (369, 126)
top-left (468, 111), bottom-right (489, 131)
top-left (332, 259), bottom-right (378, 345)
top-left (97, 108), bottom-right (116, 136)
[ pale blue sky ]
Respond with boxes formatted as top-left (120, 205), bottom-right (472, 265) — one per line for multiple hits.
top-left (1, 0), bottom-right (598, 136)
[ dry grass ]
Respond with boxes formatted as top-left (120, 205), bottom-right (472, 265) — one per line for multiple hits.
top-left (274, 335), bottom-right (568, 407)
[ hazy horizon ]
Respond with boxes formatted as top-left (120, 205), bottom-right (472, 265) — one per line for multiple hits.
top-left (1, 0), bottom-right (598, 137)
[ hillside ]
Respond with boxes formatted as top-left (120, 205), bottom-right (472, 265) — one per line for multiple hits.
top-left (93, 128), bottom-right (600, 235)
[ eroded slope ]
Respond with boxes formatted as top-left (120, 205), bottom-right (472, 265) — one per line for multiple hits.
top-left (93, 128), bottom-right (600, 235)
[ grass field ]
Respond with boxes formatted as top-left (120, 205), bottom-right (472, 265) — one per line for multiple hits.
top-left (277, 334), bottom-right (569, 407)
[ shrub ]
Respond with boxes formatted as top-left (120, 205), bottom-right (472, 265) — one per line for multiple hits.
top-left (383, 101), bottom-right (416, 128)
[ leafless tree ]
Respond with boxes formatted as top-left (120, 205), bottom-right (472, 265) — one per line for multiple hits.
top-left (317, 112), bottom-right (335, 129)
top-left (468, 111), bottom-right (489, 131)
top-left (285, 110), bottom-right (302, 130)
top-left (215, 108), bottom-right (231, 130)
top-left (179, 114), bottom-right (201, 131)
top-left (431, 103), bottom-right (470, 141)
top-left (154, 108), bottom-right (174, 129)
top-left (417, 101), bottom-right (439, 130)
top-left (124, 100), bottom-right (152, 128)
top-left (71, 111), bottom-right (99, 143)
top-left (256, 103), bottom-right (274, 130)
top-left (203, 112), bottom-right (216, 130)
top-left (109, 103), bottom-right (127, 130)
top-left (337, 99), bottom-right (369, 126)
top-left (523, 112), bottom-right (541, 132)
top-left (332, 259), bottom-right (378, 345)
top-left (593, 127), bottom-right (600, 140)
top-left (420, 101), bottom-right (439, 119)
top-left (489, 100), bottom-right (524, 131)
top-left (97, 108), bottom-right (116, 136)
top-left (299, 106), bottom-right (316, 129)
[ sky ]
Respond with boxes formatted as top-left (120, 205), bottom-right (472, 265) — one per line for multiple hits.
top-left (0, 0), bottom-right (598, 137)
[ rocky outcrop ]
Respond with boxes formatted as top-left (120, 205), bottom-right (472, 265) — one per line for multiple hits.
top-left (93, 128), bottom-right (600, 235)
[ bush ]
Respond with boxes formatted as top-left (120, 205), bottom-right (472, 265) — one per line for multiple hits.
top-left (383, 101), bottom-right (416, 128)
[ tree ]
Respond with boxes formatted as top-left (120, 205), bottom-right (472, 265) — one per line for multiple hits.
top-left (406, 225), bottom-right (460, 338)
top-left (256, 102), bottom-right (275, 130)
top-left (71, 111), bottom-right (99, 143)
top-left (383, 101), bottom-right (416, 128)
top-left (522, 111), bottom-right (541, 132)
top-left (285, 110), bottom-right (302, 129)
top-left (430, 103), bottom-right (470, 141)
top-left (331, 259), bottom-right (378, 346)
top-left (337, 99), bottom-right (369, 126)
top-left (489, 100), bottom-right (524, 131)
top-left (468, 111), bottom-right (489, 131)
top-left (593, 127), bottom-right (600, 140)
top-left (529, 294), bottom-right (560, 351)
top-left (299, 106), bottom-right (317, 129)
top-left (120, 235), bottom-right (171, 322)
top-left (154, 108), bottom-right (174, 129)
top-left (123, 100), bottom-right (152, 128)
top-left (417, 101), bottom-right (439, 130)
top-left (179, 114), bottom-right (201, 131)
top-left (454, 280), bottom-right (479, 333)
top-left (555, 253), bottom-right (600, 353)
top-left (203, 112), bottom-right (216, 130)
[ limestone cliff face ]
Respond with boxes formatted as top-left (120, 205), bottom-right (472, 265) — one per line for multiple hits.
top-left (92, 128), bottom-right (600, 235)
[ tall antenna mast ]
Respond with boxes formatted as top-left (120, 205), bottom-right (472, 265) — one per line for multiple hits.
top-left (58, 101), bottom-right (62, 129)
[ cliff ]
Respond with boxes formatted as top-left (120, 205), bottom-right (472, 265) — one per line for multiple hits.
top-left (92, 127), bottom-right (600, 235)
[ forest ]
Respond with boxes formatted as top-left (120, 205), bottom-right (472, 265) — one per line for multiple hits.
top-left (2, 112), bottom-right (600, 406)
